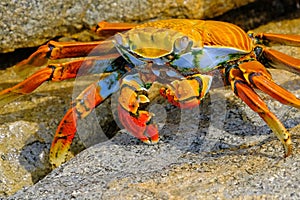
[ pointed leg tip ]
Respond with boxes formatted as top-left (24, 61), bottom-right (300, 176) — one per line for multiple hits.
top-left (284, 145), bottom-right (293, 158)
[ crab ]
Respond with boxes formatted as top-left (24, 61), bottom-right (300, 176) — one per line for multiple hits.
top-left (1, 19), bottom-right (300, 167)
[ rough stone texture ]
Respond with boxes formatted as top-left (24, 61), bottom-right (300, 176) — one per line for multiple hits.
top-left (0, 0), bottom-right (257, 53)
top-left (0, 16), bottom-right (299, 199)
top-left (9, 130), bottom-right (300, 200)
top-left (0, 70), bottom-right (73, 197)
top-left (0, 68), bottom-right (115, 197)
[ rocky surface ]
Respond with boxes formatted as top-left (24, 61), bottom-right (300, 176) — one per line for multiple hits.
top-left (0, 0), bottom-right (257, 53)
top-left (8, 124), bottom-right (300, 199)
top-left (1, 1), bottom-right (300, 199)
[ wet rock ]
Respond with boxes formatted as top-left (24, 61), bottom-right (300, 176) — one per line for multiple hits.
top-left (0, 0), bottom-right (257, 53)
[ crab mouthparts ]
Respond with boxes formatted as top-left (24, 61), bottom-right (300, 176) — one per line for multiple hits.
top-left (134, 48), bottom-right (170, 58)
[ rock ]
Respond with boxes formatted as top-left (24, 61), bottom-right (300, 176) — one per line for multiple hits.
top-left (0, 0), bottom-right (258, 53)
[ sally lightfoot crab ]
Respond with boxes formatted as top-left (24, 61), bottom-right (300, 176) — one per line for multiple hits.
top-left (1, 19), bottom-right (300, 167)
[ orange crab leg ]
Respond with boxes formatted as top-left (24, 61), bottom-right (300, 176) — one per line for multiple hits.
top-left (249, 32), bottom-right (300, 74)
top-left (227, 65), bottom-right (292, 157)
top-left (250, 32), bottom-right (300, 47)
top-left (0, 56), bottom-right (118, 107)
top-left (94, 21), bottom-right (137, 35)
top-left (15, 21), bottom-right (136, 72)
top-left (49, 108), bottom-right (77, 166)
top-left (16, 21), bottom-right (138, 69)
top-left (239, 60), bottom-right (300, 109)
top-left (261, 48), bottom-right (300, 75)
top-left (15, 40), bottom-right (116, 72)
top-left (0, 65), bottom-right (53, 106)
top-left (159, 74), bottom-right (212, 108)
top-left (50, 72), bottom-right (121, 167)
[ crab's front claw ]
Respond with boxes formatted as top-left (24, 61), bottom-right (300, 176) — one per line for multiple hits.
top-left (117, 74), bottom-right (159, 143)
top-left (160, 74), bottom-right (212, 108)
top-left (117, 105), bottom-right (159, 143)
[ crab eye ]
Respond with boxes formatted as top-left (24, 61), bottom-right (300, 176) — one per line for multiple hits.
top-left (114, 33), bottom-right (122, 45)
top-left (174, 36), bottom-right (190, 53)
top-left (114, 33), bottom-right (129, 48)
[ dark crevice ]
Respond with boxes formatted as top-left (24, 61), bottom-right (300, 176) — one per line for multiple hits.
top-left (0, 46), bottom-right (38, 70)
top-left (211, 0), bottom-right (300, 31)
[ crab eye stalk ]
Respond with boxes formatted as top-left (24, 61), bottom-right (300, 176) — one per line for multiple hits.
top-left (174, 36), bottom-right (192, 54)
top-left (114, 33), bottom-right (129, 47)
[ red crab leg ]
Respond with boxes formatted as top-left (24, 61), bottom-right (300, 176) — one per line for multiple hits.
top-left (50, 72), bottom-right (120, 167)
top-left (159, 74), bottom-right (212, 108)
top-left (0, 56), bottom-right (118, 107)
top-left (117, 73), bottom-right (159, 144)
top-left (226, 63), bottom-right (292, 157)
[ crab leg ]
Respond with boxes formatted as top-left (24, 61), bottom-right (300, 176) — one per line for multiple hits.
top-left (0, 56), bottom-right (119, 106)
top-left (117, 72), bottom-right (159, 144)
top-left (94, 21), bottom-right (137, 35)
top-left (50, 71), bottom-right (120, 167)
top-left (16, 21), bottom-right (136, 70)
top-left (239, 60), bottom-right (300, 109)
top-left (16, 21), bottom-right (137, 71)
top-left (250, 32), bottom-right (300, 47)
top-left (159, 74), bottom-right (212, 108)
top-left (15, 40), bottom-right (116, 72)
top-left (260, 47), bottom-right (300, 75)
top-left (249, 32), bottom-right (300, 74)
top-left (226, 63), bottom-right (292, 157)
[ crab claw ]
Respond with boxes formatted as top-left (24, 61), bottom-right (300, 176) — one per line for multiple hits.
top-left (117, 105), bottom-right (159, 143)
top-left (117, 74), bottom-right (159, 143)
top-left (160, 74), bottom-right (212, 108)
